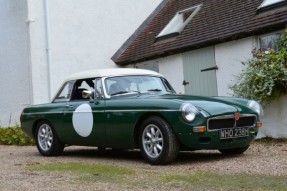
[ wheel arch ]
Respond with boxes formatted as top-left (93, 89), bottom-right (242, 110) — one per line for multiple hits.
top-left (133, 112), bottom-right (173, 148)
top-left (32, 119), bottom-right (53, 138)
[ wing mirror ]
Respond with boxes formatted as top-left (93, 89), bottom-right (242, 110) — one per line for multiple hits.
top-left (82, 90), bottom-right (94, 101)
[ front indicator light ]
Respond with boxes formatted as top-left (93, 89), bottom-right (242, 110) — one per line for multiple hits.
top-left (257, 122), bottom-right (263, 128)
top-left (193, 126), bottom-right (206, 133)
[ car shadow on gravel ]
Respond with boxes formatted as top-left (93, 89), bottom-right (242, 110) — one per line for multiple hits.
top-left (173, 151), bottom-right (242, 165)
top-left (62, 148), bottom-right (143, 162)
top-left (60, 147), bottom-right (241, 165)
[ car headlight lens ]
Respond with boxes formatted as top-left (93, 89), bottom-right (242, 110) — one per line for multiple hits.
top-left (181, 103), bottom-right (198, 122)
top-left (248, 100), bottom-right (264, 117)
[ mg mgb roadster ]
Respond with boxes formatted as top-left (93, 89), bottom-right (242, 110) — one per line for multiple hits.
top-left (20, 68), bottom-right (263, 164)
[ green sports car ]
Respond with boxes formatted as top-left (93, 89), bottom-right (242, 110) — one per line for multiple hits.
top-left (20, 68), bottom-right (263, 165)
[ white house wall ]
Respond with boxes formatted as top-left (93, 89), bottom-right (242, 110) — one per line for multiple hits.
top-left (258, 95), bottom-right (287, 138)
top-left (130, 54), bottom-right (185, 94)
top-left (215, 37), bottom-right (256, 96)
top-left (27, 0), bottom-right (51, 104)
top-left (0, 0), bottom-right (30, 127)
top-left (27, 0), bottom-right (161, 102)
top-left (141, 37), bottom-right (256, 96)
top-left (134, 36), bottom-right (286, 138)
top-left (215, 36), bottom-right (287, 138)
top-left (158, 54), bottom-right (185, 94)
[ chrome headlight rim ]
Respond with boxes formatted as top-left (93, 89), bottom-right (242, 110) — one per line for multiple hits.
top-left (181, 103), bottom-right (198, 122)
top-left (248, 100), bottom-right (264, 117)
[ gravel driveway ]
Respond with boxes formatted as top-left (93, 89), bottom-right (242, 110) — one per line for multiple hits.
top-left (0, 142), bottom-right (286, 191)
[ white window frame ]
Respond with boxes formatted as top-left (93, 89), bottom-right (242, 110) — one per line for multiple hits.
top-left (257, 30), bottom-right (284, 51)
top-left (258, 0), bottom-right (285, 9)
top-left (156, 4), bottom-right (202, 39)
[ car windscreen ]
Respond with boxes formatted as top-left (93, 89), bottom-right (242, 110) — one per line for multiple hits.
top-left (105, 75), bottom-right (175, 96)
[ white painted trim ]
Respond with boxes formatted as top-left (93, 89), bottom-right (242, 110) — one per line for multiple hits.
top-left (44, 0), bottom-right (52, 100)
top-left (64, 68), bottom-right (163, 82)
top-left (258, 0), bottom-right (285, 9)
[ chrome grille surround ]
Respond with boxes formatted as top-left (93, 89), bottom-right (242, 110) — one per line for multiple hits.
top-left (207, 114), bottom-right (257, 132)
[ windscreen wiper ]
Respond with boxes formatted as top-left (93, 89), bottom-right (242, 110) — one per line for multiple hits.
top-left (110, 91), bottom-right (129, 96)
top-left (147, 89), bottom-right (162, 92)
top-left (111, 91), bottom-right (141, 96)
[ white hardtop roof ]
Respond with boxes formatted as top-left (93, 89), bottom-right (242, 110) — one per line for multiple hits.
top-left (65, 68), bottom-right (163, 82)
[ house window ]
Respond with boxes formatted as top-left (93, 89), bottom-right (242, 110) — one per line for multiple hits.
top-left (156, 4), bottom-right (202, 40)
top-left (259, 32), bottom-right (282, 52)
top-left (258, 0), bottom-right (286, 9)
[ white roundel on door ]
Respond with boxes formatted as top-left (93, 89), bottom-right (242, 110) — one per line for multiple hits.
top-left (72, 103), bottom-right (93, 137)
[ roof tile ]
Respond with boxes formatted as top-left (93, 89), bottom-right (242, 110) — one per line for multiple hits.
top-left (113, 0), bottom-right (287, 65)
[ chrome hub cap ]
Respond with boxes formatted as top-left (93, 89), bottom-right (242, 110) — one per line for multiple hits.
top-left (142, 124), bottom-right (163, 158)
top-left (38, 124), bottom-right (53, 151)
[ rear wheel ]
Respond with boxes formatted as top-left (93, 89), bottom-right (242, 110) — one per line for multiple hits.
top-left (139, 116), bottom-right (179, 165)
top-left (219, 145), bottom-right (250, 155)
top-left (35, 120), bottom-right (64, 156)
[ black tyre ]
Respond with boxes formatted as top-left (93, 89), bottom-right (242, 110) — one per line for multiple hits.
top-left (219, 145), bottom-right (250, 155)
top-left (35, 120), bottom-right (64, 156)
top-left (139, 116), bottom-right (179, 165)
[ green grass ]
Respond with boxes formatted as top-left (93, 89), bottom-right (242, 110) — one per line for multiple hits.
top-left (29, 163), bottom-right (135, 176)
top-left (28, 162), bottom-right (287, 190)
top-left (28, 163), bottom-right (136, 187)
top-left (161, 173), bottom-right (287, 190)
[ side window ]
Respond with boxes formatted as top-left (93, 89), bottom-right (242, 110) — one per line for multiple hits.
top-left (71, 79), bottom-right (95, 100)
top-left (53, 81), bottom-right (74, 102)
top-left (78, 81), bottom-right (94, 91)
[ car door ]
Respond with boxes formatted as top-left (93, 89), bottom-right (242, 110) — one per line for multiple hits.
top-left (104, 76), bottom-right (140, 148)
top-left (62, 78), bottom-right (106, 146)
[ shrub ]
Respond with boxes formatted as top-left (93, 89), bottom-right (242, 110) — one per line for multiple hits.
top-left (230, 32), bottom-right (287, 106)
top-left (0, 126), bottom-right (35, 146)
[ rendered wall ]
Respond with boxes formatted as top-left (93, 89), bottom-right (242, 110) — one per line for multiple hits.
top-left (215, 37), bottom-right (256, 96)
top-left (158, 55), bottom-right (185, 94)
top-left (258, 95), bottom-right (287, 138)
top-left (134, 36), bottom-right (287, 138)
top-left (27, 0), bottom-right (161, 102)
top-left (130, 54), bottom-right (185, 94)
top-left (0, 0), bottom-right (30, 127)
top-left (215, 37), bottom-right (287, 138)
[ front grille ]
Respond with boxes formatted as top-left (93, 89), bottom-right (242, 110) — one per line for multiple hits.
top-left (236, 117), bottom-right (256, 127)
top-left (209, 118), bottom-right (234, 130)
top-left (208, 115), bottom-right (256, 130)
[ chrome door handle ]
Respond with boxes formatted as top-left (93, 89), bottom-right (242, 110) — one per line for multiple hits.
top-left (65, 105), bottom-right (74, 109)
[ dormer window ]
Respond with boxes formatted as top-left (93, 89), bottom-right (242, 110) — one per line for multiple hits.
top-left (156, 4), bottom-right (202, 41)
top-left (258, 0), bottom-right (286, 10)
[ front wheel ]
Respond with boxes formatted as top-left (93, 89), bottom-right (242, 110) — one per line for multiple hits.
top-left (139, 116), bottom-right (179, 165)
top-left (219, 145), bottom-right (250, 155)
top-left (35, 120), bottom-right (64, 156)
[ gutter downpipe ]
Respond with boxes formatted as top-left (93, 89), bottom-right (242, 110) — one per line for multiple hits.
top-left (44, 0), bottom-right (52, 100)
top-left (26, 0), bottom-right (33, 105)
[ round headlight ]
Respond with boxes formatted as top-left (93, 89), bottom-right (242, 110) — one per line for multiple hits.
top-left (248, 100), bottom-right (264, 117)
top-left (181, 103), bottom-right (198, 122)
